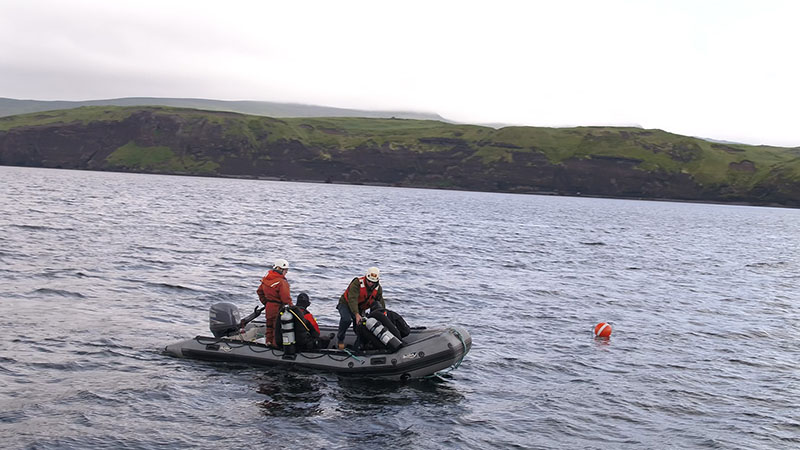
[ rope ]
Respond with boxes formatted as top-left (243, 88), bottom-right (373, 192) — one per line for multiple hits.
top-left (342, 348), bottom-right (363, 362)
top-left (190, 325), bottom-right (469, 370)
top-left (193, 328), bottom-right (470, 372)
top-left (189, 330), bottom-right (471, 376)
top-left (193, 336), bottom-right (369, 360)
top-left (195, 336), bottom-right (279, 354)
top-left (424, 328), bottom-right (468, 379)
top-left (450, 329), bottom-right (468, 369)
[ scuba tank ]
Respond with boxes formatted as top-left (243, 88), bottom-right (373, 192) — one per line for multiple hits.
top-left (365, 316), bottom-right (402, 351)
top-left (280, 306), bottom-right (296, 356)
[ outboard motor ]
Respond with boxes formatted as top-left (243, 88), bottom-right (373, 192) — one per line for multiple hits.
top-left (365, 316), bottom-right (402, 351)
top-left (280, 306), bottom-right (296, 356)
top-left (209, 302), bottom-right (241, 338)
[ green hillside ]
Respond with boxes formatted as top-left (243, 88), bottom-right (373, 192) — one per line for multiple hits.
top-left (1, 105), bottom-right (799, 206)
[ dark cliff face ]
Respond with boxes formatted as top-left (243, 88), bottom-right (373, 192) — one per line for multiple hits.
top-left (0, 109), bottom-right (797, 207)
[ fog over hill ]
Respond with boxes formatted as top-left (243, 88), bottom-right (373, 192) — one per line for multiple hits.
top-left (0, 98), bottom-right (770, 146)
top-left (0, 97), bottom-right (445, 122)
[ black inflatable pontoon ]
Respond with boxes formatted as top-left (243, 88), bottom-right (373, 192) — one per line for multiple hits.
top-left (164, 303), bottom-right (471, 381)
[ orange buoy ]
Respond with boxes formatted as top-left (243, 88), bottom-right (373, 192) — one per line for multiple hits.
top-left (594, 322), bottom-right (612, 338)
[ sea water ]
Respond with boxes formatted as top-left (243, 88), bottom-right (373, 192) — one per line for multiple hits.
top-left (1, 166), bottom-right (798, 449)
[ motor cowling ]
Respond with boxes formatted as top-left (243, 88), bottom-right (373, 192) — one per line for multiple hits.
top-left (209, 302), bottom-right (241, 338)
top-left (365, 316), bottom-right (402, 351)
top-left (280, 306), bottom-right (296, 356)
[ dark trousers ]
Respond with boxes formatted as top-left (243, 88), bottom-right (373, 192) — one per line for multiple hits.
top-left (336, 302), bottom-right (356, 344)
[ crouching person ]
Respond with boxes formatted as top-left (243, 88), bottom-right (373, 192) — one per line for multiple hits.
top-left (296, 293), bottom-right (333, 350)
top-left (274, 309), bottom-right (314, 355)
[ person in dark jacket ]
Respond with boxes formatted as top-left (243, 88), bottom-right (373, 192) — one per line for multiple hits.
top-left (295, 293), bottom-right (332, 350)
top-left (296, 293), bottom-right (320, 334)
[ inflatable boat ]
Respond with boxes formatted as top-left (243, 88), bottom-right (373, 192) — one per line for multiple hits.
top-left (164, 303), bottom-right (471, 381)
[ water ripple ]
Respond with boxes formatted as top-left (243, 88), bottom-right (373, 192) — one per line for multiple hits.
top-left (1, 166), bottom-right (799, 449)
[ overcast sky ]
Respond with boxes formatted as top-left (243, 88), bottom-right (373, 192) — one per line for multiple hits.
top-left (1, 0), bottom-right (798, 146)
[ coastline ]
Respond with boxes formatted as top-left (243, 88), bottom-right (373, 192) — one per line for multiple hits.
top-left (3, 163), bottom-right (794, 210)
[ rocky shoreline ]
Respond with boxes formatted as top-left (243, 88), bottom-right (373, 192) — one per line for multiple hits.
top-left (2, 106), bottom-right (798, 207)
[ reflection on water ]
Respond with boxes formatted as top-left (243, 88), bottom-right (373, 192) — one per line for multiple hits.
top-left (248, 366), bottom-right (467, 449)
top-left (254, 370), bottom-right (465, 419)
top-left (256, 372), bottom-right (325, 418)
top-left (336, 376), bottom-right (465, 408)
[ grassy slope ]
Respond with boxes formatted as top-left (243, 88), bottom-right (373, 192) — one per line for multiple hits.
top-left (0, 106), bottom-right (139, 129)
top-left (277, 117), bottom-right (800, 189)
top-left (106, 141), bottom-right (219, 174)
top-left (2, 106), bottom-right (799, 189)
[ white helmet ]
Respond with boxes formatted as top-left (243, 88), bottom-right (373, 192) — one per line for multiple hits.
top-left (365, 266), bottom-right (380, 282)
top-left (273, 258), bottom-right (289, 270)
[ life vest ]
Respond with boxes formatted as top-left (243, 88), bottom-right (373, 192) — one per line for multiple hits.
top-left (342, 276), bottom-right (381, 312)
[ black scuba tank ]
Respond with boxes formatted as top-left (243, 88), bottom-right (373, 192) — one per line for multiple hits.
top-left (365, 316), bottom-right (402, 351)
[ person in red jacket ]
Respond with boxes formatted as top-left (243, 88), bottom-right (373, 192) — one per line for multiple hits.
top-left (257, 258), bottom-right (292, 347)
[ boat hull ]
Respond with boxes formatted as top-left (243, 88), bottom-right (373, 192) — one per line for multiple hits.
top-left (164, 324), bottom-right (471, 381)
